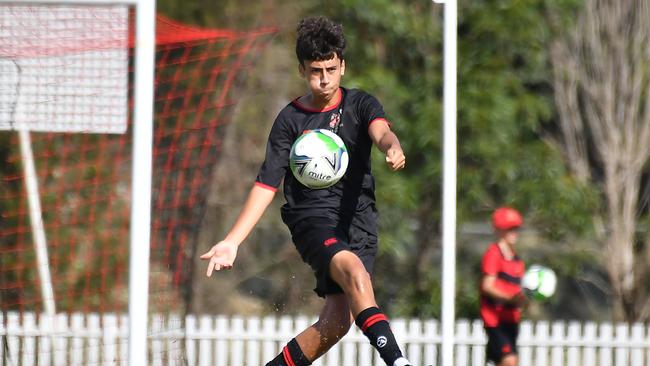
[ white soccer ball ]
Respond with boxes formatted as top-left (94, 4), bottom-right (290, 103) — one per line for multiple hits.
top-left (289, 129), bottom-right (349, 189)
top-left (522, 264), bottom-right (557, 301)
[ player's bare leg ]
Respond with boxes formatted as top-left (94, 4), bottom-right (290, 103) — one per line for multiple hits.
top-left (265, 251), bottom-right (410, 366)
top-left (329, 250), bottom-right (410, 366)
top-left (265, 294), bottom-right (354, 365)
top-left (499, 354), bottom-right (518, 366)
top-left (328, 251), bottom-right (377, 313)
top-left (293, 293), bottom-right (353, 360)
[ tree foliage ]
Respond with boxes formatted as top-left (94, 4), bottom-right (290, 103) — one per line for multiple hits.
top-left (4, 0), bottom-right (639, 320)
top-left (306, 0), bottom-right (600, 318)
top-left (169, 0), bottom-right (617, 320)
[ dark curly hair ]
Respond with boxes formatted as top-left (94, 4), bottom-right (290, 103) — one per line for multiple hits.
top-left (295, 16), bottom-right (346, 65)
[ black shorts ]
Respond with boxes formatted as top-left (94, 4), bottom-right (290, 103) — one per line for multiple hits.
top-left (290, 218), bottom-right (378, 298)
top-left (485, 323), bottom-right (519, 363)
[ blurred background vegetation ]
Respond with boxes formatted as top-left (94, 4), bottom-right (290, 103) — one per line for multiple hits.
top-left (159, 0), bottom-right (650, 323)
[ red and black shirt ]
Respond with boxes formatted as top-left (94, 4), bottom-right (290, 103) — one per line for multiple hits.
top-left (255, 87), bottom-right (389, 235)
top-left (480, 243), bottom-right (525, 327)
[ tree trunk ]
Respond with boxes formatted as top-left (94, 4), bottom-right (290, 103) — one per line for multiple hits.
top-left (549, 0), bottom-right (650, 321)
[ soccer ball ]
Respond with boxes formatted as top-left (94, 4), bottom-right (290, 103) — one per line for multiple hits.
top-left (522, 265), bottom-right (557, 301)
top-left (289, 129), bottom-right (349, 189)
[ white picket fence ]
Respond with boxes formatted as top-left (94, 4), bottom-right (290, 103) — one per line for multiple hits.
top-left (1, 312), bottom-right (649, 366)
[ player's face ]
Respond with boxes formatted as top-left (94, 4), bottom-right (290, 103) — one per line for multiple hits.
top-left (502, 228), bottom-right (519, 245)
top-left (299, 55), bottom-right (345, 104)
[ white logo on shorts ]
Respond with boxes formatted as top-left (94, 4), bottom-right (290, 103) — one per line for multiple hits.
top-left (377, 336), bottom-right (388, 348)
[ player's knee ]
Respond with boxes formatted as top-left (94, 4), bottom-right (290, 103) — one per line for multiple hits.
top-left (330, 252), bottom-right (372, 293)
top-left (343, 266), bottom-right (372, 294)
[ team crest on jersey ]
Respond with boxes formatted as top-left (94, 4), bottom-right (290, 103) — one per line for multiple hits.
top-left (329, 110), bottom-right (342, 132)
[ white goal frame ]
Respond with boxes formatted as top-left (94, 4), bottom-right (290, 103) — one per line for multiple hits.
top-left (431, 2), bottom-right (458, 366)
top-left (0, 1), bottom-right (156, 365)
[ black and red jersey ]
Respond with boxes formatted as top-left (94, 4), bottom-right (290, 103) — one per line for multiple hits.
top-left (255, 87), bottom-right (389, 235)
top-left (480, 243), bottom-right (525, 327)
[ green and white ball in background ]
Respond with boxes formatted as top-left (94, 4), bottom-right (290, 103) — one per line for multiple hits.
top-left (289, 129), bottom-right (349, 189)
top-left (522, 264), bottom-right (557, 301)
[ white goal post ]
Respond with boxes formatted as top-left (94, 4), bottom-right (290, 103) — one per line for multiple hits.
top-left (0, 1), bottom-right (156, 365)
top-left (431, 2), bottom-right (458, 366)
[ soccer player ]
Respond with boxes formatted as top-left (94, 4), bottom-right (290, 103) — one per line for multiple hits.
top-left (480, 207), bottom-right (528, 366)
top-left (200, 16), bottom-right (411, 366)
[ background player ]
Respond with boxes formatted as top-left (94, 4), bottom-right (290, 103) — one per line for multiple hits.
top-left (480, 207), bottom-right (528, 366)
top-left (200, 16), bottom-right (411, 366)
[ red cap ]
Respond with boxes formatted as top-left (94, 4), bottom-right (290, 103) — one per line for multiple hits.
top-left (492, 207), bottom-right (523, 230)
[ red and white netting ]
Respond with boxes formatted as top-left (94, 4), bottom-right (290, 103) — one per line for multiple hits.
top-left (0, 5), bottom-right (274, 316)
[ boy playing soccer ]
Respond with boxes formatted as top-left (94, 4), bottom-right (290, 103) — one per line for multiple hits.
top-left (480, 207), bottom-right (528, 366)
top-left (200, 16), bottom-right (411, 366)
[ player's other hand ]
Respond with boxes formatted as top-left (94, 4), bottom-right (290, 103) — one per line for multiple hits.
top-left (509, 291), bottom-right (529, 307)
top-left (385, 147), bottom-right (406, 171)
top-left (200, 240), bottom-right (239, 277)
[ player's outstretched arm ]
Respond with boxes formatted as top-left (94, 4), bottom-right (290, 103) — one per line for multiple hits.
top-left (200, 184), bottom-right (275, 277)
top-left (368, 121), bottom-right (406, 171)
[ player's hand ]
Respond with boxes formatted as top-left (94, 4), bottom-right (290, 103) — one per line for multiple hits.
top-left (385, 147), bottom-right (406, 171)
top-left (509, 291), bottom-right (529, 307)
top-left (200, 240), bottom-right (239, 277)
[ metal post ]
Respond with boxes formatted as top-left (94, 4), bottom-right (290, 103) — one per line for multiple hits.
top-left (18, 129), bottom-right (56, 318)
top-left (436, 1), bottom-right (458, 365)
top-left (128, 0), bottom-right (156, 365)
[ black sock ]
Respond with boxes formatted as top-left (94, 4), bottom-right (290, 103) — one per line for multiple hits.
top-left (355, 307), bottom-right (404, 366)
top-left (265, 338), bottom-right (311, 366)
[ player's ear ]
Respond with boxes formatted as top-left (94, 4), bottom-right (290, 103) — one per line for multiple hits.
top-left (340, 59), bottom-right (345, 75)
top-left (298, 63), bottom-right (305, 78)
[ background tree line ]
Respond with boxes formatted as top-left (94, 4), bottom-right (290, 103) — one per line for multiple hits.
top-left (162, 0), bottom-right (650, 323)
